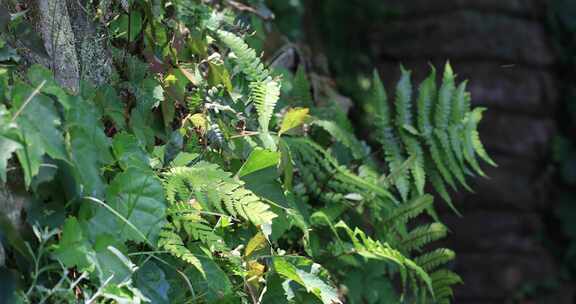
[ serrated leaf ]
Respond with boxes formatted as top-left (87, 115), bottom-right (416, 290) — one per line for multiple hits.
top-left (52, 217), bottom-right (95, 271)
top-left (26, 65), bottom-right (71, 109)
top-left (11, 82), bottom-right (67, 186)
top-left (90, 168), bottom-right (166, 244)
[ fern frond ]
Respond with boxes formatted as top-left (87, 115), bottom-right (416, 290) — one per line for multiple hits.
top-left (220, 183), bottom-right (277, 226)
top-left (383, 194), bottom-right (434, 230)
top-left (430, 269), bottom-right (463, 304)
top-left (435, 130), bottom-right (471, 191)
top-left (467, 108), bottom-right (496, 167)
top-left (158, 225), bottom-right (205, 276)
top-left (417, 67), bottom-right (436, 137)
top-left (335, 221), bottom-right (434, 297)
top-left (310, 119), bottom-right (364, 159)
top-left (287, 137), bottom-right (397, 206)
top-left (216, 30), bottom-right (269, 82)
top-left (415, 248), bottom-right (455, 272)
top-left (371, 71), bottom-right (410, 201)
top-left (293, 65), bottom-right (313, 107)
top-left (163, 162), bottom-right (277, 226)
top-left (434, 63), bottom-right (455, 130)
top-left (166, 202), bottom-right (227, 251)
top-left (249, 78), bottom-right (280, 132)
top-left (395, 66), bottom-right (413, 128)
top-left (400, 223), bottom-right (448, 252)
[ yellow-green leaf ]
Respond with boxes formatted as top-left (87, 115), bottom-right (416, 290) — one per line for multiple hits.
top-left (279, 107), bottom-right (310, 136)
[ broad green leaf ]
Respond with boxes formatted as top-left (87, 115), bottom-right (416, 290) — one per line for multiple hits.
top-left (52, 217), bottom-right (95, 271)
top-left (27, 65), bottom-right (71, 109)
top-left (11, 82), bottom-right (67, 186)
top-left (134, 261), bottom-right (170, 304)
top-left (94, 84), bottom-right (126, 129)
top-left (237, 148), bottom-right (280, 177)
top-left (185, 248), bottom-right (233, 302)
top-left (112, 132), bottom-right (150, 170)
top-left (66, 96), bottom-right (112, 197)
top-left (90, 168), bottom-right (166, 244)
top-left (94, 241), bottom-right (136, 285)
top-left (279, 107), bottom-right (310, 136)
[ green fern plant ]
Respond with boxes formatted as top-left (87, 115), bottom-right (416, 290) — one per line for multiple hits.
top-left (216, 29), bottom-right (280, 149)
top-left (368, 63), bottom-right (496, 207)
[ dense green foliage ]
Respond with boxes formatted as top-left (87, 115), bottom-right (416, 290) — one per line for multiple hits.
top-left (0, 1), bottom-right (494, 303)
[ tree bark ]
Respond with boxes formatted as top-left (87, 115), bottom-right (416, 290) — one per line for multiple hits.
top-left (36, 0), bottom-right (80, 92)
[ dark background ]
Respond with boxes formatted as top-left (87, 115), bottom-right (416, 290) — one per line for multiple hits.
top-left (270, 0), bottom-right (576, 302)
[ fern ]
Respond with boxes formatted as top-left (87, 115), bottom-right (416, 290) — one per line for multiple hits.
top-left (430, 269), bottom-right (463, 304)
top-left (368, 63), bottom-right (496, 206)
top-left (383, 194), bottom-right (434, 230)
top-left (370, 71), bottom-right (410, 201)
top-left (163, 161), bottom-right (277, 226)
top-left (158, 225), bottom-right (205, 276)
top-left (415, 248), bottom-right (455, 272)
top-left (334, 221), bottom-right (434, 298)
top-left (310, 119), bottom-right (365, 159)
top-left (287, 137), bottom-right (397, 207)
top-left (216, 30), bottom-right (269, 82)
top-left (217, 29), bottom-right (281, 148)
top-left (249, 78), bottom-right (280, 133)
top-left (399, 223), bottom-right (448, 252)
top-left (292, 64), bottom-right (313, 107)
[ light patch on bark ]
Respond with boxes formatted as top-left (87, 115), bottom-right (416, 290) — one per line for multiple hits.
top-left (0, 183), bottom-right (26, 232)
top-left (68, 0), bottom-right (112, 86)
top-left (37, 0), bottom-right (80, 92)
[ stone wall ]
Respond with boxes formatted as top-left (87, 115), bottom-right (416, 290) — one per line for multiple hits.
top-left (371, 1), bottom-right (572, 302)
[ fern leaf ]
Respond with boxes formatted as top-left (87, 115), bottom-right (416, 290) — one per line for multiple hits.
top-left (250, 78), bottom-right (280, 133)
top-left (216, 30), bottom-right (268, 82)
top-left (400, 223), bottom-right (448, 252)
top-left (427, 164), bottom-right (459, 214)
top-left (158, 226), bottom-right (205, 276)
top-left (335, 221), bottom-right (434, 297)
top-left (468, 108), bottom-right (497, 166)
top-left (428, 137), bottom-right (456, 190)
top-left (431, 269), bottom-right (463, 303)
top-left (383, 194), bottom-right (434, 229)
top-left (435, 63), bottom-right (455, 130)
top-left (395, 66), bottom-right (413, 128)
top-left (293, 65), bottom-right (313, 107)
top-left (417, 67), bottom-right (436, 137)
top-left (310, 119), bottom-right (364, 159)
top-left (435, 129), bottom-right (471, 191)
top-left (403, 133), bottom-right (425, 195)
top-left (394, 67), bottom-right (426, 195)
top-left (415, 248), bottom-right (455, 272)
top-left (450, 81), bottom-right (468, 124)
top-left (369, 70), bottom-right (410, 200)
